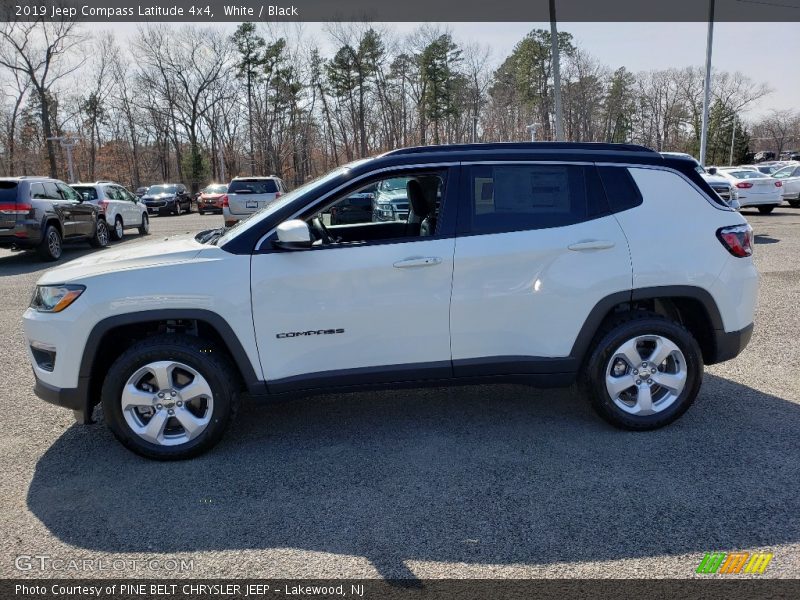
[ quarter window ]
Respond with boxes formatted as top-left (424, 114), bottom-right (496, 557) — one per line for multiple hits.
top-left (598, 166), bottom-right (643, 213)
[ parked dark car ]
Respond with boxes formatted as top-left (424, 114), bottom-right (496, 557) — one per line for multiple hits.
top-left (754, 151), bottom-right (776, 163)
top-left (0, 176), bottom-right (109, 261)
top-left (329, 186), bottom-right (376, 225)
top-left (372, 177), bottom-right (411, 222)
top-left (141, 183), bottom-right (192, 216)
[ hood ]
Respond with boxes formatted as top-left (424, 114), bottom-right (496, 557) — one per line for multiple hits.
top-left (37, 234), bottom-right (204, 285)
top-left (700, 173), bottom-right (731, 186)
top-left (143, 193), bottom-right (176, 200)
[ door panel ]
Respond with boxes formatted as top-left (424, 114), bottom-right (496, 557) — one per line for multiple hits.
top-left (450, 217), bottom-right (631, 368)
top-left (252, 238), bottom-right (456, 387)
top-left (450, 163), bottom-right (632, 371)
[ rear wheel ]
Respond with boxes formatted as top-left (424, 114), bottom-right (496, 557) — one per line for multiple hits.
top-left (101, 335), bottom-right (238, 460)
top-left (37, 224), bottom-right (62, 261)
top-left (111, 216), bottom-right (124, 240)
top-left (788, 200), bottom-right (800, 208)
top-left (138, 213), bottom-right (149, 235)
top-left (89, 218), bottom-right (109, 248)
top-left (583, 313), bottom-right (703, 430)
top-left (757, 205), bottom-right (776, 214)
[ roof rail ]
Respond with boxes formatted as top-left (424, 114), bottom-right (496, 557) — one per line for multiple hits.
top-left (383, 141), bottom-right (658, 156)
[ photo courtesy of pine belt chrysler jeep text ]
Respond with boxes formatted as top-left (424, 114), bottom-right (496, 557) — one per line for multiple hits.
top-left (23, 143), bottom-right (758, 460)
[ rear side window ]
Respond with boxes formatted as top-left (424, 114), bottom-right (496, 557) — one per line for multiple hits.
top-left (0, 182), bottom-right (18, 202)
top-left (229, 179), bottom-right (278, 194)
top-left (73, 186), bottom-right (99, 200)
top-left (598, 167), bottom-right (643, 213)
top-left (465, 164), bottom-right (604, 234)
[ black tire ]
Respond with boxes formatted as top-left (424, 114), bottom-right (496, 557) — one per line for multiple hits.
top-left (138, 213), bottom-right (149, 235)
top-left (198, 209), bottom-right (205, 215)
top-left (788, 200), bottom-right (800, 208)
top-left (89, 218), bottom-right (109, 248)
top-left (583, 312), bottom-right (703, 431)
top-left (110, 216), bottom-right (124, 241)
top-left (757, 205), bottom-right (775, 214)
top-left (101, 334), bottom-right (238, 460)
top-left (37, 224), bottom-right (62, 261)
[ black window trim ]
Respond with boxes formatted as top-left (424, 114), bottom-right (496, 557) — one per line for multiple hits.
top-left (254, 166), bottom-right (459, 255)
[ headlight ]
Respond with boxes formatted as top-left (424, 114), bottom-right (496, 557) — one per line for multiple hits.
top-left (30, 284), bottom-right (85, 313)
top-left (377, 204), bottom-right (393, 215)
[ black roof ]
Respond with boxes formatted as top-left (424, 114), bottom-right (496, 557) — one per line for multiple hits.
top-left (384, 142), bottom-right (658, 156)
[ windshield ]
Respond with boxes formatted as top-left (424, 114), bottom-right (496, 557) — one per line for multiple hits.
top-left (148, 185), bottom-right (176, 195)
top-left (216, 163), bottom-right (365, 247)
top-left (203, 184), bottom-right (227, 194)
top-left (378, 177), bottom-right (410, 192)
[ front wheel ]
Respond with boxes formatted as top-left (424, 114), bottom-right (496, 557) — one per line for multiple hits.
top-left (757, 205), bottom-right (775, 214)
top-left (101, 335), bottom-right (238, 460)
top-left (89, 219), bottom-right (109, 248)
top-left (138, 213), bottom-right (149, 235)
top-left (583, 313), bottom-right (703, 430)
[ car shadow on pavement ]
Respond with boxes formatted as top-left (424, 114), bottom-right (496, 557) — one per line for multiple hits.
top-left (26, 374), bottom-right (800, 578)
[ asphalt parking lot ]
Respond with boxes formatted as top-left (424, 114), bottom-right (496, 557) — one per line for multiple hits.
top-left (0, 207), bottom-right (798, 580)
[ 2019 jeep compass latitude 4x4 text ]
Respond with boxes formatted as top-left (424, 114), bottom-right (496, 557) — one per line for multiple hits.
top-left (23, 143), bottom-right (757, 460)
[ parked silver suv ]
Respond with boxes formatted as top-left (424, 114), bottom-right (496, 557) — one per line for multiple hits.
top-left (223, 176), bottom-right (286, 227)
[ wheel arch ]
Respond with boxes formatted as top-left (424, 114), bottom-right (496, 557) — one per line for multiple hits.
top-left (571, 286), bottom-right (725, 368)
top-left (80, 310), bottom-right (265, 413)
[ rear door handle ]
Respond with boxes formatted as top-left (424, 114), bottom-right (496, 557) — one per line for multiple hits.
top-left (568, 240), bottom-right (615, 251)
top-left (393, 257), bottom-right (442, 269)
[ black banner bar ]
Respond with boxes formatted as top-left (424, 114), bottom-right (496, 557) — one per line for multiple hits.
top-left (4, 579), bottom-right (800, 600)
top-left (3, 0), bottom-right (800, 22)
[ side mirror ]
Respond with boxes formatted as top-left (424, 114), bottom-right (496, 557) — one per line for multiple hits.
top-left (273, 219), bottom-right (313, 250)
top-left (707, 167), bottom-right (717, 175)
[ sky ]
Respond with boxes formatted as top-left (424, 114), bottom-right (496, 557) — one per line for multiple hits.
top-left (106, 21), bottom-right (800, 120)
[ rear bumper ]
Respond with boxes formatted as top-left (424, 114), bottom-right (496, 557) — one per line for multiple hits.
top-left (711, 323), bottom-right (753, 364)
top-left (0, 222), bottom-right (43, 249)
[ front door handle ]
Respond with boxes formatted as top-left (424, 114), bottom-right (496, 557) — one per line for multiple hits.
top-left (393, 257), bottom-right (442, 269)
top-left (567, 240), bottom-right (615, 251)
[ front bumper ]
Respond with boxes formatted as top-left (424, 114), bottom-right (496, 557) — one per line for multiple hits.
top-left (32, 370), bottom-right (93, 423)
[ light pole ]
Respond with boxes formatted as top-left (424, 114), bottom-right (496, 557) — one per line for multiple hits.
top-left (527, 124), bottom-right (539, 142)
top-left (47, 136), bottom-right (79, 183)
top-left (550, 0), bottom-right (565, 141)
top-left (699, 0), bottom-right (715, 166)
top-left (729, 113), bottom-right (736, 166)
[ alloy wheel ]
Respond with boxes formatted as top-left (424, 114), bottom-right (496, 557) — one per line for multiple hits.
top-left (605, 335), bottom-right (687, 416)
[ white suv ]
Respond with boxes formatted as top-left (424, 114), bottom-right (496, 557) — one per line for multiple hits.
top-left (23, 143), bottom-right (758, 460)
top-left (72, 182), bottom-right (150, 240)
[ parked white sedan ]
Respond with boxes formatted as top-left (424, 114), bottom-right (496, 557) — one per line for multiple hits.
top-left (771, 163), bottom-right (800, 208)
top-left (716, 168), bottom-right (784, 214)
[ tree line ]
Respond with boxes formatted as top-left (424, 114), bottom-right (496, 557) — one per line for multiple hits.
top-left (0, 19), bottom-right (795, 192)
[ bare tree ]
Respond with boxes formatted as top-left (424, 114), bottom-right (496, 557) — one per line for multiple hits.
top-left (0, 19), bottom-right (84, 178)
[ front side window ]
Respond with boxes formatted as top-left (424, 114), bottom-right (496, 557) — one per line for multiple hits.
top-left (57, 183), bottom-right (81, 201)
top-left (312, 171), bottom-right (446, 244)
top-left (465, 164), bottom-right (602, 234)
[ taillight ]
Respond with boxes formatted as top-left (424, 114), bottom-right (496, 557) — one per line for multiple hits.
top-left (0, 202), bottom-right (32, 215)
top-left (275, 191), bottom-right (283, 198)
top-left (221, 194), bottom-right (229, 207)
top-left (736, 182), bottom-right (753, 189)
top-left (717, 224), bottom-right (753, 258)
top-left (99, 200), bottom-right (110, 213)
top-left (774, 181), bottom-right (783, 187)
